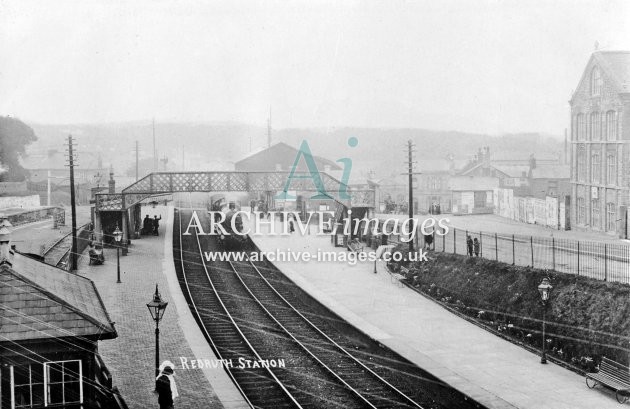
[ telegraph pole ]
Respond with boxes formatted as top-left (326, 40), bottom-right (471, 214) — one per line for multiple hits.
top-left (65, 135), bottom-right (78, 271)
top-left (152, 118), bottom-right (157, 171)
top-left (267, 106), bottom-right (272, 148)
top-left (407, 140), bottom-right (415, 253)
top-left (135, 140), bottom-right (139, 180)
top-left (401, 140), bottom-right (420, 254)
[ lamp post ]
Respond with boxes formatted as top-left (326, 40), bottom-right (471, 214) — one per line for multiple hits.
top-left (147, 285), bottom-right (168, 377)
top-left (537, 277), bottom-right (553, 364)
top-left (113, 225), bottom-right (122, 283)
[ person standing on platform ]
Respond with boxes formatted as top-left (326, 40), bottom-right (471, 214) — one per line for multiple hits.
top-left (424, 230), bottom-right (434, 250)
top-left (153, 215), bottom-right (162, 236)
top-left (143, 215), bottom-right (152, 235)
top-left (156, 361), bottom-right (178, 409)
top-left (466, 235), bottom-right (473, 257)
top-left (288, 214), bottom-right (295, 233)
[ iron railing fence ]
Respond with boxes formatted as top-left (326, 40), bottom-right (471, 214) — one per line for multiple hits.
top-left (383, 226), bottom-right (630, 284)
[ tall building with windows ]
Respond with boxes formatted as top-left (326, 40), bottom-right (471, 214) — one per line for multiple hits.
top-left (570, 51), bottom-right (630, 236)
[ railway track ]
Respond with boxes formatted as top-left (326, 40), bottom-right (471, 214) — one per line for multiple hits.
top-left (43, 229), bottom-right (73, 268)
top-left (175, 208), bottom-right (423, 408)
top-left (42, 223), bottom-right (91, 268)
top-left (174, 208), bottom-right (483, 409)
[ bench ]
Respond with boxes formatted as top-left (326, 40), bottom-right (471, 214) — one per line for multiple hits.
top-left (586, 357), bottom-right (630, 403)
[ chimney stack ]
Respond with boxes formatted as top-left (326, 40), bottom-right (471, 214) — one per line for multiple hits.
top-left (0, 218), bottom-right (14, 266)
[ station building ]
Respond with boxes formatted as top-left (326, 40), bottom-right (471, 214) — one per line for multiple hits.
top-left (570, 51), bottom-right (630, 236)
top-left (0, 226), bottom-right (125, 408)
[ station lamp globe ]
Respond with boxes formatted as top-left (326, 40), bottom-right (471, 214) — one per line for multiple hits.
top-left (147, 284), bottom-right (168, 323)
top-left (147, 284), bottom-right (168, 377)
top-left (537, 277), bottom-right (553, 303)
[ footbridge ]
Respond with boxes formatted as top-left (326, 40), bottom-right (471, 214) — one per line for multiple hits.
top-left (94, 171), bottom-right (376, 243)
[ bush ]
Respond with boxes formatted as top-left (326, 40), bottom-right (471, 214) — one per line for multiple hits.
top-left (398, 252), bottom-right (630, 366)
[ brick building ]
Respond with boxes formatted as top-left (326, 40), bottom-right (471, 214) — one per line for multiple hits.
top-left (570, 51), bottom-right (630, 236)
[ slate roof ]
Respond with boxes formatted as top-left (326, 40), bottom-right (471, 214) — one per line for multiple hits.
top-left (235, 142), bottom-right (342, 171)
top-left (493, 165), bottom-right (530, 178)
top-left (449, 176), bottom-right (499, 191)
top-left (530, 165), bottom-right (570, 180)
top-left (0, 253), bottom-right (116, 342)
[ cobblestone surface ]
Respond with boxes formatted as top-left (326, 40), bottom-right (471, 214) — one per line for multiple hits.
top-left (78, 209), bottom-right (222, 409)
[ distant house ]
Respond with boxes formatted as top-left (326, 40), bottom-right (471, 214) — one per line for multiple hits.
top-left (459, 146), bottom-right (567, 198)
top-left (235, 142), bottom-right (341, 173)
top-left (570, 51), bottom-right (630, 236)
top-left (449, 176), bottom-right (499, 215)
top-left (0, 232), bottom-right (125, 408)
top-left (235, 142), bottom-right (348, 214)
top-left (415, 158), bottom-right (465, 214)
top-left (21, 150), bottom-right (108, 206)
top-left (529, 164), bottom-right (571, 200)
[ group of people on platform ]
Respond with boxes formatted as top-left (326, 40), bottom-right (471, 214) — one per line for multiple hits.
top-left (428, 202), bottom-right (441, 215)
top-left (142, 214), bottom-right (162, 236)
top-left (466, 235), bottom-right (480, 257)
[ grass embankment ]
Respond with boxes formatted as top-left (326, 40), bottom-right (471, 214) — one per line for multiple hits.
top-left (394, 250), bottom-right (630, 369)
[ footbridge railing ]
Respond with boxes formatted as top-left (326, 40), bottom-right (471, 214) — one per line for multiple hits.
top-left (94, 171), bottom-right (375, 212)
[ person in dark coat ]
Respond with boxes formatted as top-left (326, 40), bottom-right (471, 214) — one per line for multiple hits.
top-left (288, 214), bottom-right (295, 233)
top-left (473, 238), bottom-right (480, 257)
top-left (153, 215), bottom-right (162, 236)
top-left (143, 215), bottom-right (152, 235)
top-left (156, 362), bottom-right (178, 409)
top-left (466, 235), bottom-right (473, 257)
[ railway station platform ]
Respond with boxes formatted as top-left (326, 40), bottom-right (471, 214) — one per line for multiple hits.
top-left (245, 216), bottom-right (622, 409)
top-left (77, 205), bottom-right (248, 409)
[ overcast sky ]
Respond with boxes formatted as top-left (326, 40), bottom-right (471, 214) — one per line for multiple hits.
top-left (1, 0), bottom-right (629, 135)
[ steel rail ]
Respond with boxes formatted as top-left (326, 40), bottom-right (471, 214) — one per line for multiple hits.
top-left (240, 254), bottom-right (424, 408)
top-left (179, 208), bottom-right (302, 409)
top-left (226, 257), bottom-right (378, 408)
top-left (175, 209), bottom-right (256, 409)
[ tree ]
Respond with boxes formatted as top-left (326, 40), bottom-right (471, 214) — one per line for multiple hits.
top-left (0, 116), bottom-right (38, 182)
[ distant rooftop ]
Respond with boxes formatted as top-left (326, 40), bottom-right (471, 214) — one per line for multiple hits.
top-left (531, 165), bottom-right (570, 179)
top-left (449, 176), bottom-right (499, 191)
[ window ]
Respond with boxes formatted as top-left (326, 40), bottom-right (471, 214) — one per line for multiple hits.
top-left (586, 114), bottom-right (591, 140)
top-left (591, 199), bottom-right (600, 228)
top-left (45, 360), bottom-right (82, 406)
top-left (590, 112), bottom-right (600, 140)
top-left (577, 114), bottom-right (586, 140)
top-left (606, 111), bottom-right (617, 140)
top-left (12, 364), bottom-right (45, 408)
top-left (607, 203), bottom-right (617, 232)
top-left (429, 177), bottom-right (441, 191)
top-left (577, 146), bottom-right (586, 182)
top-left (577, 197), bottom-right (586, 224)
top-left (591, 66), bottom-right (602, 96)
top-left (591, 153), bottom-right (600, 183)
top-left (607, 153), bottom-right (617, 185)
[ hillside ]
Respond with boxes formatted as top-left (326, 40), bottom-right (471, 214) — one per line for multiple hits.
top-left (24, 122), bottom-right (564, 179)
